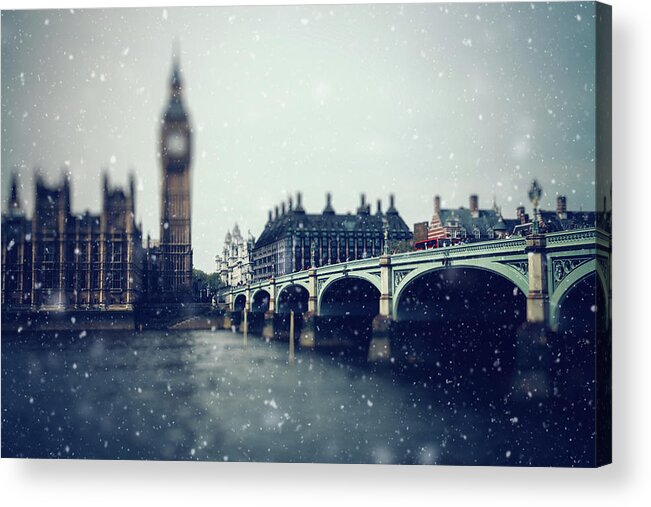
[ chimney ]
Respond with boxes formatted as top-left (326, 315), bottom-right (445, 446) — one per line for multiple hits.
top-left (323, 192), bottom-right (335, 215)
top-left (274, 206), bottom-right (279, 219)
top-left (9, 173), bottom-right (20, 212)
top-left (387, 194), bottom-right (397, 214)
top-left (434, 195), bottom-right (441, 215)
top-left (288, 196), bottom-right (293, 211)
top-left (469, 194), bottom-right (479, 216)
top-left (294, 191), bottom-right (305, 213)
top-left (281, 202), bottom-right (286, 216)
top-left (268, 210), bottom-right (272, 222)
top-left (376, 199), bottom-right (382, 214)
top-left (129, 172), bottom-right (136, 214)
top-left (516, 205), bottom-right (526, 224)
top-left (358, 193), bottom-right (369, 215)
top-left (556, 195), bottom-right (567, 219)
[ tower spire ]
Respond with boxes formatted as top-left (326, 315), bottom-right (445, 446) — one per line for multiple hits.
top-left (164, 40), bottom-right (187, 122)
top-left (170, 40), bottom-right (182, 92)
top-left (8, 171), bottom-right (22, 215)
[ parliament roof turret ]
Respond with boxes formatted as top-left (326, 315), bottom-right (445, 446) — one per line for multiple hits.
top-left (254, 192), bottom-right (412, 250)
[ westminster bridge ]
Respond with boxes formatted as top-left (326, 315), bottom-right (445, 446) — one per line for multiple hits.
top-left (218, 227), bottom-right (610, 368)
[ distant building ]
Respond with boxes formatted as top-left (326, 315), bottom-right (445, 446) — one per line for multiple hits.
top-left (414, 194), bottom-right (596, 243)
top-left (1, 171), bottom-right (145, 309)
top-left (430, 194), bottom-right (515, 241)
top-left (216, 224), bottom-right (255, 287)
top-left (252, 192), bottom-right (412, 282)
top-left (538, 195), bottom-right (597, 233)
top-left (413, 221), bottom-right (429, 243)
top-left (2, 51), bottom-right (198, 311)
top-left (1, 174), bottom-right (32, 307)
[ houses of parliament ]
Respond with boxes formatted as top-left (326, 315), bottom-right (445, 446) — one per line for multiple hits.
top-left (0, 56), bottom-right (193, 310)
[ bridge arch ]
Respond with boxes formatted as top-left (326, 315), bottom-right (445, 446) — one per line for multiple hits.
top-left (549, 271), bottom-right (604, 406)
top-left (251, 289), bottom-right (271, 314)
top-left (317, 275), bottom-right (381, 355)
top-left (549, 259), bottom-right (606, 331)
top-left (276, 283), bottom-right (310, 315)
top-left (317, 273), bottom-right (381, 315)
top-left (392, 261), bottom-right (528, 321)
top-left (392, 264), bottom-right (526, 388)
top-left (233, 293), bottom-right (247, 312)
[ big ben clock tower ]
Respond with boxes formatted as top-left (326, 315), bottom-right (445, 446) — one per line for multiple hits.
top-left (159, 53), bottom-right (192, 300)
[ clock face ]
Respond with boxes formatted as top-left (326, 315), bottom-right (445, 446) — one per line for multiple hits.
top-left (166, 131), bottom-right (187, 158)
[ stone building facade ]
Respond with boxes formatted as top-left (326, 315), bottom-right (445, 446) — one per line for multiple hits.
top-left (1, 172), bottom-right (145, 309)
top-left (251, 192), bottom-right (412, 282)
top-left (2, 54), bottom-right (196, 311)
top-left (216, 224), bottom-right (255, 287)
top-left (415, 193), bottom-right (596, 243)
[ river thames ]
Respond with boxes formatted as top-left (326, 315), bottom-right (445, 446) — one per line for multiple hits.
top-left (2, 328), bottom-right (595, 466)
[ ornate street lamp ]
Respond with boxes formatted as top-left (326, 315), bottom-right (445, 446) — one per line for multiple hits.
top-left (528, 179), bottom-right (543, 234)
top-left (382, 216), bottom-right (389, 256)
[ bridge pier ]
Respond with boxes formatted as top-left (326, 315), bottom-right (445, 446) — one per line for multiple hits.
top-left (262, 311), bottom-right (275, 340)
top-left (300, 312), bottom-right (316, 348)
top-left (525, 234), bottom-right (549, 322)
top-left (261, 278), bottom-right (277, 340)
top-left (238, 311), bottom-right (253, 333)
top-left (368, 255), bottom-right (393, 362)
top-left (307, 269), bottom-right (317, 313)
top-left (369, 315), bottom-right (392, 361)
top-left (512, 234), bottom-right (551, 399)
top-left (268, 278), bottom-right (276, 313)
top-left (228, 311), bottom-right (241, 331)
top-left (222, 312), bottom-right (232, 330)
top-left (512, 322), bottom-right (552, 400)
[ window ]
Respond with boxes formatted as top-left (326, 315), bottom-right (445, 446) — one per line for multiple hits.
top-left (111, 270), bottom-right (122, 289)
top-left (42, 269), bottom-right (54, 289)
top-left (43, 244), bottom-right (55, 263)
top-left (91, 242), bottom-right (100, 262)
top-left (113, 243), bottom-right (123, 263)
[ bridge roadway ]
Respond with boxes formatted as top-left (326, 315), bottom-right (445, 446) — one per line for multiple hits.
top-left (217, 227), bottom-right (610, 362)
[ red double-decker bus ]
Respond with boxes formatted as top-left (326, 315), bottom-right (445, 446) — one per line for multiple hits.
top-left (414, 237), bottom-right (460, 251)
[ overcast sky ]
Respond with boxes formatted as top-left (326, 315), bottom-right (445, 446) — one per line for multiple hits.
top-left (1, 3), bottom-right (598, 271)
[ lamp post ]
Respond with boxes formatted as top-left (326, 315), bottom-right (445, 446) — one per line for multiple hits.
top-left (310, 239), bottom-right (316, 268)
top-left (528, 179), bottom-right (543, 234)
top-left (382, 217), bottom-right (389, 256)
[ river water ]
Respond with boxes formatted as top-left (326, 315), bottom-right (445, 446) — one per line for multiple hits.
top-left (2, 328), bottom-right (595, 466)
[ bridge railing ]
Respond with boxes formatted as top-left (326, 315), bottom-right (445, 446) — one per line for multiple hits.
top-left (544, 228), bottom-right (597, 246)
top-left (390, 236), bottom-right (527, 261)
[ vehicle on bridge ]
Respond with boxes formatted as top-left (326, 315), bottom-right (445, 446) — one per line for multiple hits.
top-left (413, 237), bottom-right (461, 251)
